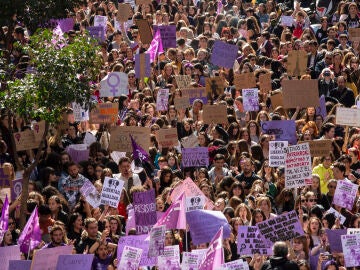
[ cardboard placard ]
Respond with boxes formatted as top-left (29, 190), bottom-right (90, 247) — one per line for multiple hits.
top-left (282, 79), bottom-right (319, 108)
top-left (336, 107), bottom-right (360, 126)
top-left (135, 19), bottom-right (153, 44)
top-left (286, 50), bottom-right (308, 77)
top-left (117, 3), bottom-right (132, 22)
top-left (174, 97), bottom-right (190, 110)
top-left (234, 73), bottom-right (256, 90)
top-left (89, 103), bottom-right (118, 124)
top-left (33, 121), bottom-right (46, 142)
top-left (270, 92), bottom-right (283, 108)
top-left (135, 0), bottom-right (152, 5)
top-left (13, 129), bottom-right (39, 151)
top-left (175, 75), bottom-right (192, 89)
top-left (202, 104), bottom-right (227, 124)
top-left (205, 77), bottom-right (225, 99)
top-left (299, 139), bottom-right (332, 157)
top-left (259, 73), bottom-right (272, 94)
top-left (349, 28), bottom-right (360, 42)
top-left (181, 87), bottom-right (207, 104)
top-left (157, 128), bottom-right (178, 148)
top-left (135, 53), bottom-right (151, 79)
top-left (109, 126), bottom-right (150, 153)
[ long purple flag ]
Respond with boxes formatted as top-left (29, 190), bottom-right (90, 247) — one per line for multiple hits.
top-left (199, 227), bottom-right (224, 270)
top-left (0, 195), bottom-right (9, 242)
top-left (18, 206), bottom-right (42, 253)
top-left (130, 135), bottom-right (149, 162)
top-left (147, 29), bottom-right (163, 63)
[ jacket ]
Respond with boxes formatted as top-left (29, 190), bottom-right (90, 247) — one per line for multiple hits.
top-left (261, 257), bottom-right (300, 270)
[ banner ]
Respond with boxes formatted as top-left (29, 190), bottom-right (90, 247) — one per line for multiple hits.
top-left (269, 141), bottom-right (288, 167)
top-left (133, 189), bottom-right (157, 234)
top-left (333, 180), bottom-right (359, 210)
top-left (100, 177), bottom-right (125, 208)
top-left (109, 126), bottom-right (150, 153)
top-left (153, 25), bottom-right (177, 49)
top-left (0, 246), bottom-right (21, 270)
top-left (326, 229), bottom-right (347, 253)
top-left (30, 245), bottom-right (73, 270)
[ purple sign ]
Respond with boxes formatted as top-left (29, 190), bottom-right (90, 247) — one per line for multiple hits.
top-left (237, 226), bottom-right (273, 255)
top-left (87, 26), bottom-right (105, 42)
top-left (135, 53), bottom-right (151, 79)
top-left (11, 178), bottom-right (22, 202)
top-left (181, 147), bottom-right (209, 167)
top-left (332, 180), bottom-right (358, 210)
top-left (256, 210), bottom-right (304, 243)
top-left (186, 210), bottom-right (231, 245)
top-left (210, 40), bottom-right (238, 69)
top-left (56, 254), bottom-right (94, 270)
top-left (133, 189), bottom-right (157, 235)
top-left (153, 25), bottom-right (177, 49)
top-left (58, 18), bottom-right (75, 33)
top-left (316, 95), bottom-right (327, 119)
top-left (66, 147), bottom-right (90, 164)
top-left (8, 260), bottom-right (32, 270)
top-left (326, 229), bottom-right (347, 253)
top-left (261, 120), bottom-right (297, 145)
top-left (0, 168), bottom-right (10, 187)
top-left (117, 235), bottom-right (156, 267)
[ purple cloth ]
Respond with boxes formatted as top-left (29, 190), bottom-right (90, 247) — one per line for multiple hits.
top-left (0, 195), bottom-right (9, 242)
top-left (153, 25), bottom-right (177, 49)
top-left (261, 120), bottom-right (297, 145)
top-left (18, 206), bottom-right (42, 253)
top-left (133, 189), bottom-right (157, 235)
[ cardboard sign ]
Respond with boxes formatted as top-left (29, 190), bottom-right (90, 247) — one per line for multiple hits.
top-left (135, 0), bottom-right (152, 5)
top-left (259, 73), bottom-right (272, 94)
top-left (341, 234), bottom-right (360, 267)
top-left (287, 50), bottom-right (308, 77)
top-left (156, 88), bottom-right (169, 111)
top-left (13, 129), bottom-right (38, 151)
top-left (282, 80), bottom-right (319, 108)
top-left (349, 28), bottom-right (360, 42)
top-left (242, 88), bottom-right (259, 111)
top-left (237, 226), bottom-right (272, 255)
top-left (80, 179), bottom-right (101, 208)
top-left (100, 72), bottom-right (128, 97)
top-left (0, 246), bottom-right (21, 270)
top-left (285, 143), bottom-right (312, 188)
top-left (257, 210), bottom-right (304, 243)
top-left (135, 19), bottom-right (153, 44)
top-left (174, 97), bottom-right (190, 110)
top-left (100, 177), bottom-right (125, 208)
top-left (148, 225), bottom-right (166, 257)
top-left (202, 104), bottom-right (227, 124)
top-left (210, 40), bottom-right (238, 69)
top-left (89, 103), bottom-right (118, 124)
top-left (72, 103), bottom-right (89, 122)
top-left (133, 189), bottom-right (157, 235)
top-left (333, 180), bottom-right (358, 210)
top-left (118, 246), bottom-right (143, 270)
top-left (175, 75), bottom-right (192, 89)
top-left (270, 92), bottom-right (283, 108)
top-left (153, 25), bottom-right (177, 49)
top-left (234, 73), bottom-right (256, 90)
top-left (205, 77), bottom-right (225, 99)
top-left (117, 3), bottom-right (132, 22)
top-left (261, 120), bottom-right (297, 145)
top-left (157, 128), bottom-right (178, 147)
top-left (181, 87), bottom-right (207, 104)
top-left (181, 134), bottom-right (198, 148)
top-left (269, 141), bottom-right (288, 167)
top-left (299, 139), bottom-right (332, 157)
top-left (185, 196), bottom-right (205, 212)
top-left (135, 53), bottom-right (151, 79)
top-left (336, 107), bottom-right (360, 126)
top-left (109, 126), bottom-right (150, 153)
top-left (32, 121), bottom-right (46, 142)
top-left (55, 254), bottom-right (94, 270)
top-left (181, 147), bottom-right (209, 167)
top-left (30, 245), bottom-right (73, 270)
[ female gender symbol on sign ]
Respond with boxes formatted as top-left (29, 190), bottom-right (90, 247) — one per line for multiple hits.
top-left (107, 73), bottom-right (120, 96)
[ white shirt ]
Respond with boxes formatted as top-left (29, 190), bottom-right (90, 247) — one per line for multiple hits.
top-left (113, 173), bottom-right (141, 191)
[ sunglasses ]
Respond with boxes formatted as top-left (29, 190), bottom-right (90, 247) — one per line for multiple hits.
top-left (128, 75), bottom-right (135, 78)
top-left (301, 199), bottom-right (306, 203)
top-left (307, 199), bottom-right (315, 202)
top-left (328, 185), bottom-right (336, 189)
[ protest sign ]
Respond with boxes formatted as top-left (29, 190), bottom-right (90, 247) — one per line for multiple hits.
top-left (269, 141), bottom-right (288, 167)
top-left (109, 126), bottom-right (150, 153)
top-left (174, 97), bottom-right (190, 110)
top-left (80, 179), bottom-right (101, 208)
top-left (182, 252), bottom-right (201, 270)
top-left (234, 73), bottom-right (256, 90)
top-left (202, 104), bottom-right (227, 124)
top-left (270, 92), bottom-right (283, 108)
top-left (328, 207), bottom-right (346, 225)
top-left (66, 144), bottom-right (89, 164)
top-left (11, 178), bottom-right (22, 201)
top-left (100, 177), bottom-right (125, 208)
top-left (118, 246), bottom-right (143, 270)
top-left (9, 260), bottom-right (32, 270)
top-left (219, 259), bottom-right (250, 270)
top-left (349, 28), bottom-right (360, 42)
top-left (13, 129), bottom-right (38, 151)
top-left (56, 18), bottom-right (75, 32)
top-left (157, 128), bottom-right (178, 148)
top-left (83, 132), bottom-right (96, 146)
top-left (299, 139), bottom-right (332, 157)
top-left (181, 87), bottom-right (207, 104)
top-left (72, 103), bottom-right (89, 122)
top-left (133, 189), bottom-right (157, 234)
top-left (326, 229), bottom-right (347, 253)
top-left (282, 80), bottom-right (319, 108)
top-left (259, 73), bottom-right (272, 94)
top-left (136, 0), bottom-right (151, 4)
top-left (333, 180), bottom-right (358, 210)
top-left (205, 77), bottom-right (225, 99)
top-left (157, 245), bottom-right (180, 269)
top-left (285, 143), bottom-right (312, 188)
top-left (100, 72), bottom-right (128, 97)
top-left (186, 210), bottom-right (231, 245)
top-left (286, 50), bottom-right (307, 77)
top-left (181, 147), bottom-right (209, 167)
top-left (175, 75), bottom-right (192, 89)
top-left (181, 134), bottom-right (199, 148)
top-left (117, 235), bottom-right (156, 267)
top-left (156, 88), bottom-right (169, 111)
top-left (135, 19), bottom-right (152, 44)
top-left (153, 25), bottom-right (177, 49)
top-left (117, 3), bottom-right (132, 22)
top-left (135, 53), bottom-right (151, 79)
top-left (110, 151), bottom-right (126, 165)
top-left (32, 121), bottom-right (46, 142)
top-left (261, 120), bottom-right (297, 145)
top-left (94, 15), bottom-right (107, 30)
top-left (185, 196), bottom-right (205, 212)
top-left (348, 228), bottom-right (360, 234)
top-left (87, 26), bottom-right (105, 42)
top-left (0, 246), bottom-right (21, 270)
top-left (281, 15), bottom-right (294, 26)
top-left (242, 88), bottom-right (259, 111)
top-left (341, 234), bottom-right (360, 267)
top-left (237, 226), bottom-right (272, 255)
top-left (30, 245), bottom-right (73, 270)
top-left (89, 103), bottom-right (118, 124)
top-left (148, 225), bottom-right (166, 257)
top-left (55, 254), bottom-right (94, 270)
top-left (257, 210), bottom-right (304, 243)
top-left (336, 107), bottom-right (360, 126)
top-left (316, 95), bottom-right (327, 119)
top-left (210, 40), bottom-right (238, 68)
top-left (0, 168), bottom-right (11, 188)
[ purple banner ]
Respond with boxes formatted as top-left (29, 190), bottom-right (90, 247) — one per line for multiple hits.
top-left (316, 95), bottom-right (327, 119)
top-left (56, 254), bottom-right (94, 270)
top-left (186, 210), bottom-right (231, 245)
top-left (58, 18), bottom-right (75, 33)
top-left (210, 40), bottom-right (238, 69)
top-left (256, 210), bottom-right (304, 243)
top-left (237, 226), bottom-right (273, 255)
top-left (135, 53), bottom-right (151, 79)
top-left (117, 235), bottom-right (156, 267)
top-left (87, 26), bottom-right (105, 42)
top-left (66, 148), bottom-right (89, 164)
top-left (181, 147), bottom-right (209, 167)
top-left (133, 189), bottom-right (157, 235)
top-left (153, 25), bottom-right (177, 49)
top-left (8, 260), bottom-right (32, 270)
top-left (261, 120), bottom-right (297, 145)
top-left (326, 229), bottom-right (347, 253)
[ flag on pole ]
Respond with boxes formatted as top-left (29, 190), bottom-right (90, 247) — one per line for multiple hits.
top-left (146, 29), bottom-right (164, 63)
top-left (18, 206), bottom-right (42, 253)
top-left (130, 135), bottom-right (149, 162)
top-left (198, 227), bottom-right (224, 270)
top-left (217, 0), bottom-right (223, 14)
top-left (0, 195), bottom-right (9, 242)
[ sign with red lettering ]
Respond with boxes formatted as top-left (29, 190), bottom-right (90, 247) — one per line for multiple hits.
top-left (157, 128), bottom-right (178, 148)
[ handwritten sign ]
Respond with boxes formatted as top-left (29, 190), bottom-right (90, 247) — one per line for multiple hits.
top-left (336, 107), bottom-right (360, 126)
top-left (175, 75), bottom-right (192, 89)
top-left (153, 25), bottom-right (177, 49)
top-left (181, 87), bottom-right (207, 104)
top-left (55, 254), bottom-right (94, 270)
top-left (242, 88), bottom-right (259, 111)
top-left (234, 73), bottom-right (256, 90)
top-left (181, 134), bottom-right (198, 148)
top-left (333, 180), bottom-right (358, 210)
top-left (205, 77), bottom-right (224, 99)
top-left (100, 177), bottom-right (125, 208)
top-left (89, 103), bottom-right (118, 124)
top-left (157, 128), bottom-right (178, 148)
top-left (281, 16), bottom-right (294, 26)
top-left (87, 26), bottom-right (105, 42)
top-left (269, 141), bottom-right (288, 167)
top-left (109, 126), bottom-right (150, 153)
top-left (156, 88), bottom-right (169, 111)
top-left (270, 92), bottom-right (283, 108)
top-left (174, 97), bottom-right (190, 110)
top-left (32, 121), bottom-right (46, 142)
top-left (94, 15), bottom-right (107, 30)
top-left (237, 226), bottom-right (272, 255)
top-left (259, 73), bottom-right (272, 94)
top-left (72, 103), bottom-right (89, 122)
top-left (135, 53), bottom-right (151, 79)
top-left (299, 139), bottom-right (332, 157)
top-left (80, 179), bottom-right (101, 208)
top-left (13, 129), bottom-right (38, 151)
top-left (181, 147), bottom-right (209, 167)
top-left (285, 143), bottom-right (312, 188)
top-left (100, 72), bottom-right (128, 97)
top-left (202, 104), bottom-right (227, 124)
top-left (261, 120), bottom-right (297, 145)
top-left (282, 80), bottom-right (319, 108)
top-left (210, 40), bottom-right (238, 68)
top-left (30, 245), bottom-right (73, 270)
top-left (133, 189), bottom-right (157, 235)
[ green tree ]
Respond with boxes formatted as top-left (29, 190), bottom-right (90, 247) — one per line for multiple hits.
top-left (1, 29), bottom-right (101, 227)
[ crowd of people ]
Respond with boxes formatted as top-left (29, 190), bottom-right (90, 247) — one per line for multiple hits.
top-left (1, 0), bottom-right (360, 269)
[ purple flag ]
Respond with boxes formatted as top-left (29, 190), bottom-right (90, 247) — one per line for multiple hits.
top-left (130, 135), bottom-right (149, 162)
top-left (0, 195), bottom-right (9, 242)
top-left (133, 189), bottom-right (157, 234)
top-left (18, 206), bottom-right (42, 253)
top-left (316, 95), bottom-right (327, 119)
top-left (186, 210), bottom-right (231, 245)
top-left (146, 29), bottom-right (164, 63)
top-left (217, 0), bottom-right (223, 14)
top-left (199, 227), bottom-right (224, 270)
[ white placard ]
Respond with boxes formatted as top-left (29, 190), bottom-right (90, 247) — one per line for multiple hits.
top-left (269, 141), bottom-right (288, 167)
top-left (242, 88), bottom-right (259, 112)
top-left (94, 15), bottom-right (108, 29)
top-left (333, 180), bottom-right (358, 210)
top-left (185, 196), bottom-right (205, 212)
top-left (156, 88), bottom-right (169, 111)
top-left (281, 16), bottom-right (294, 26)
top-left (100, 72), bottom-right (128, 97)
top-left (118, 246), bottom-right (143, 270)
top-left (336, 107), bottom-right (360, 126)
top-left (100, 177), bottom-right (125, 207)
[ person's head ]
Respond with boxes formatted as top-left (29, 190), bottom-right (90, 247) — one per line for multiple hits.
top-left (307, 216), bottom-right (322, 235)
top-left (84, 217), bottom-right (98, 238)
top-left (327, 179), bottom-right (337, 195)
top-left (165, 230), bottom-right (175, 246)
top-left (331, 161), bottom-right (346, 180)
top-left (321, 123), bottom-right (335, 139)
top-left (50, 225), bottom-right (65, 245)
top-left (68, 212), bottom-right (83, 232)
top-left (323, 260), bottom-right (339, 270)
top-left (213, 154), bottom-right (225, 169)
top-left (67, 162), bottom-right (79, 178)
top-left (272, 241), bottom-right (288, 258)
top-left (48, 195), bottom-right (62, 213)
top-left (118, 157), bottom-right (131, 178)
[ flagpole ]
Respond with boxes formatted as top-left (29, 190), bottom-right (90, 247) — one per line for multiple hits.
top-left (185, 229), bottom-right (188, 252)
top-left (27, 242), bottom-right (31, 260)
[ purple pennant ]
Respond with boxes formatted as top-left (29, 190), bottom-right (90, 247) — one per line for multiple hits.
top-left (18, 206), bottom-right (42, 253)
top-left (198, 227), bottom-right (224, 270)
top-left (0, 195), bottom-right (9, 242)
top-left (316, 95), bottom-right (327, 119)
top-left (130, 135), bottom-right (149, 162)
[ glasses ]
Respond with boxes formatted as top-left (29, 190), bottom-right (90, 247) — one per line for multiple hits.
top-left (307, 199), bottom-right (315, 202)
top-left (128, 75), bottom-right (135, 78)
top-left (301, 199), bottom-right (306, 203)
top-left (328, 185), bottom-right (336, 189)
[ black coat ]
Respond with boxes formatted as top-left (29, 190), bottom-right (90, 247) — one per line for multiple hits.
top-left (261, 257), bottom-right (300, 270)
